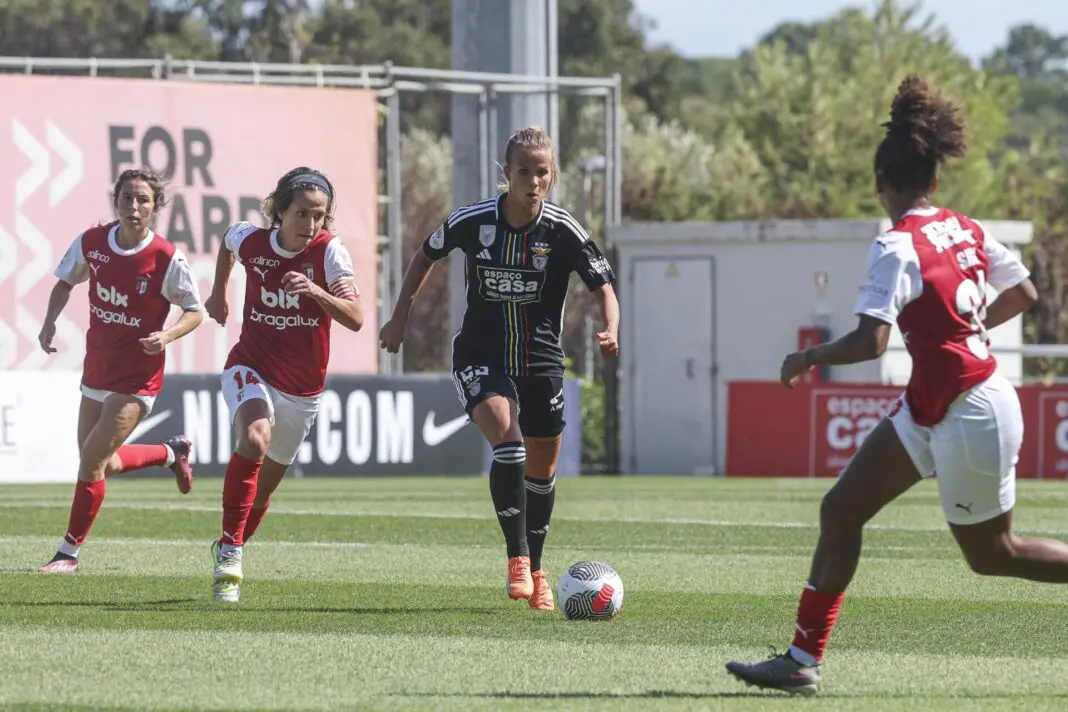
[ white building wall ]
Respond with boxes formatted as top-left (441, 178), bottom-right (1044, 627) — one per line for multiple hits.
top-left (611, 219), bottom-right (1032, 475)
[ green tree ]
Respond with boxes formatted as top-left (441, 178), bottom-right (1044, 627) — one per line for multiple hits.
top-left (727, 0), bottom-right (1018, 219)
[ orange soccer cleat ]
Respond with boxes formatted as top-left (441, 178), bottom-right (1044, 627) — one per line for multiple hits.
top-left (528, 569), bottom-right (555, 611)
top-left (506, 555), bottom-right (533, 600)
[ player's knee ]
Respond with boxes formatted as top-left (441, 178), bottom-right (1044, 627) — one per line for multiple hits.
top-left (238, 421), bottom-right (271, 460)
top-left (819, 488), bottom-right (866, 532)
top-left (963, 534), bottom-right (1017, 576)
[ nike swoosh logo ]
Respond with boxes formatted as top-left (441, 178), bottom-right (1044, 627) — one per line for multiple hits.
top-left (128, 409), bottom-right (172, 443)
top-left (422, 412), bottom-right (469, 447)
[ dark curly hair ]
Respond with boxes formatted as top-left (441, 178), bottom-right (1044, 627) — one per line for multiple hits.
top-left (260, 166), bottom-right (336, 230)
top-left (874, 75), bottom-right (968, 193)
top-left (112, 168), bottom-right (170, 211)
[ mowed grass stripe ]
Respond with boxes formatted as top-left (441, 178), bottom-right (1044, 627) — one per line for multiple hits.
top-left (3, 627), bottom-right (1068, 711)
top-left (6, 534), bottom-right (1068, 606)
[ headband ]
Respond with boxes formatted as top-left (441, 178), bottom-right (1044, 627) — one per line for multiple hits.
top-left (286, 172), bottom-right (333, 198)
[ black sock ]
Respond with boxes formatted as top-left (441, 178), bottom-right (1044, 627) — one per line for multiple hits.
top-left (525, 475), bottom-right (556, 572)
top-left (489, 441), bottom-right (528, 558)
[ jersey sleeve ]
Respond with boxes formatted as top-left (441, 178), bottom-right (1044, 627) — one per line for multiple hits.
top-left (853, 232), bottom-right (923, 325)
top-left (421, 215), bottom-right (465, 261)
top-left (324, 238), bottom-right (360, 301)
top-left (53, 233), bottom-right (89, 286)
top-left (558, 216), bottom-right (615, 291)
top-left (161, 249), bottom-right (203, 311)
top-left (223, 221), bottom-right (259, 257)
top-left (975, 222), bottom-right (1031, 292)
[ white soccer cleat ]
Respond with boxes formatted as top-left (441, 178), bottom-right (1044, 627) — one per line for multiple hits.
top-left (211, 540), bottom-right (243, 603)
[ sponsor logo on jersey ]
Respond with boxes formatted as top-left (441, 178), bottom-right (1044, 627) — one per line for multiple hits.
top-left (249, 308), bottom-right (321, 330)
top-left (589, 256), bottom-right (611, 275)
top-left (476, 266), bottom-right (546, 303)
top-left (479, 225), bottom-right (496, 247)
top-left (96, 283), bottom-right (129, 307)
top-left (136, 276), bottom-right (149, 295)
top-left (260, 286), bottom-right (300, 310)
top-left (249, 255), bottom-right (281, 268)
top-left (90, 305), bottom-right (142, 327)
top-left (86, 249), bottom-right (111, 263)
top-left (428, 224), bottom-right (445, 250)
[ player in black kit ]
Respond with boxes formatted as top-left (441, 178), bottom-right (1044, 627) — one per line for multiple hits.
top-left (379, 126), bottom-right (620, 611)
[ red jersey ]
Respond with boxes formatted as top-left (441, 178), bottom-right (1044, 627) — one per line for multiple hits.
top-left (53, 222), bottom-right (202, 395)
top-left (854, 207), bottom-right (1030, 426)
top-left (223, 222), bottom-right (358, 397)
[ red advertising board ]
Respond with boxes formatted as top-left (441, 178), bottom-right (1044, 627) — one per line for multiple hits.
top-left (728, 380), bottom-right (1068, 479)
top-left (0, 74), bottom-right (378, 375)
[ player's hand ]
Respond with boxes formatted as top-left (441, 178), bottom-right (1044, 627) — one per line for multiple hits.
top-left (780, 350), bottom-right (811, 389)
top-left (140, 331), bottom-right (170, 355)
top-left (282, 271), bottom-right (323, 299)
top-left (379, 318), bottom-right (407, 353)
top-left (38, 321), bottom-right (58, 354)
top-left (205, 292), bottom-right (228, 326)
top-left (596, 330), bottom-right (619, 359)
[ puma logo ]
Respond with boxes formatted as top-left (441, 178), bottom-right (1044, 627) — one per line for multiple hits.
top-left (955, 502), bottom-right (973, 514)
top-left (251, 266), bottom-right (268, 282)
top-left (89, 263), bottom-right (100, 275)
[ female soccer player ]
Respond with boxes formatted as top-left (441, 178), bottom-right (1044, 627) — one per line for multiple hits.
top-left (204, 166), bottom-right (363, 603)
top-left (38, 168), bottom-right (203, 573)
top-left (724, 76), bottom-right (1064, 696)
top-left (379, 127), bottom-right (620, 611)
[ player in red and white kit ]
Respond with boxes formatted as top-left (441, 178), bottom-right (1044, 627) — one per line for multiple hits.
top-left (38, 168), bottom-right (203, 573)
top-left (203, 167), bottom-right (363, 602)
top-left (726, 76), bottom-right (1068, 695)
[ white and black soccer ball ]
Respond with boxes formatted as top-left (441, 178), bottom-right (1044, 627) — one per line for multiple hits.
top-left (557, 560), bottom-right (624, 620)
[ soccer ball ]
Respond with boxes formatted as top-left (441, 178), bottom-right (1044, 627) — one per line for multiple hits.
top-left (557, 560), bottom-right (624, 620)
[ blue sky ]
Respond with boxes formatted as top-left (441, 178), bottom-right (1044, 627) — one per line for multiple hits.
top-left (632, 0), bottom-right (1068, 62)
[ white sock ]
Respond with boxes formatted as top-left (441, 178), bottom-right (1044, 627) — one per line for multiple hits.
top-left (220, 543), bottom-right (241, 555)
top-left (163, 444), bottom-right (176, 467)
top-left (789, 645), bottom-right (818, 667)
top-left (57, 540), bottom-right (80, 558)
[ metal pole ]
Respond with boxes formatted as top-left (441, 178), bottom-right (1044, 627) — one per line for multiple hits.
top-left (546, 0), bottom-right (559, 151)
top-left (478, 89), bottom-right (490, 197)
top-left (386, 89), bottom-right (403, 374)
top-left (488, 88), bottom-right (499, 192)
top-left (602, 78), bottom-right (623, 474)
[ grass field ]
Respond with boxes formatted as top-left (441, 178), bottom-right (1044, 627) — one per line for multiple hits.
top-left (3, 476), bottom-right (1068, 711)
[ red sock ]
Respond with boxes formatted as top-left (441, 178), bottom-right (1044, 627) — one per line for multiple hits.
top-left (64, 479), bottom-right (107, 546)
top-left (220, 453), bottom-right (261, 546)
top-left (242, 502), bottom-right (270, 542)
top-left (113, 444), bottom-right (170, 473)
top-left (789, 584), bottom-right (844, 663)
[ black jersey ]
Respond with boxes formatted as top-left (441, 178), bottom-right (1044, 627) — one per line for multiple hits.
top-left (422, 194), bottom-right (615, 376)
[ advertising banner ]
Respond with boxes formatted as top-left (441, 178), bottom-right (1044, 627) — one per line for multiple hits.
top-left (0, 370), bottom-right (83, 483)
top-left (728, 380), bottom-right (1068, 479)
top-left (0, 74), bottom-right (379, 376)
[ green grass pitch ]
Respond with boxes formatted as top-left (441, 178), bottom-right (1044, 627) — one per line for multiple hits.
top-left (3, 475), bottom-right (1068, 710)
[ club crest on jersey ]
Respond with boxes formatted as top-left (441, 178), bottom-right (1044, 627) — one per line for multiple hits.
top-left (135, 276), bottom-right (149, 295)
top-left (479, 225), bottom-right (496, 247)
top-left (302, 262), bottom-right (315, 281)
top-left (531, 243), bottom-right (551, 270)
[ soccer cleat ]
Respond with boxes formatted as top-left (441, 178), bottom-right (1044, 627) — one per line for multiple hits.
top-left (528, 569), bottom-right (555, 611)
top-left (39, 554), bottom-right (79, 574)
top-left (165, 435), bottom-right (194, 494)
top-left (725, 649), bottom-right (821, 696)
top-left (506, 555), bottom-right (534, 600)
top-left (211, 539), bottom-right (243, 602)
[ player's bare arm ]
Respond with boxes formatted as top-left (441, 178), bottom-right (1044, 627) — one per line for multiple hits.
top-left (781, 315), bottom-right (890, 388)
top-left (38, 279), bottom-right (74, 354)
top-left (379, 249), bottom-right (436, 352)
top-left (281, 270), bottom-right (363, 332)
top-left (592, 283), bottom-right (620, 358)
top-left (205, 242), bottom-right (236, 326)
top-left (984, 278), bottom-right (1038, 330)
top-left (140, 308), bottom-right (204, 355)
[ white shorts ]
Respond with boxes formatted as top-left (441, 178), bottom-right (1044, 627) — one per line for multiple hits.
top-left (890, 371), bottom-right (1022, 526)
top-left (221, 365), bottom-right (320, 466)
top-left (80, 385), bottom-right (156, 417)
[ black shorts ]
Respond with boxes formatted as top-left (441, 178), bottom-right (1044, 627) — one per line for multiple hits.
top-left (451, 365), bottom-right (565, 438)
